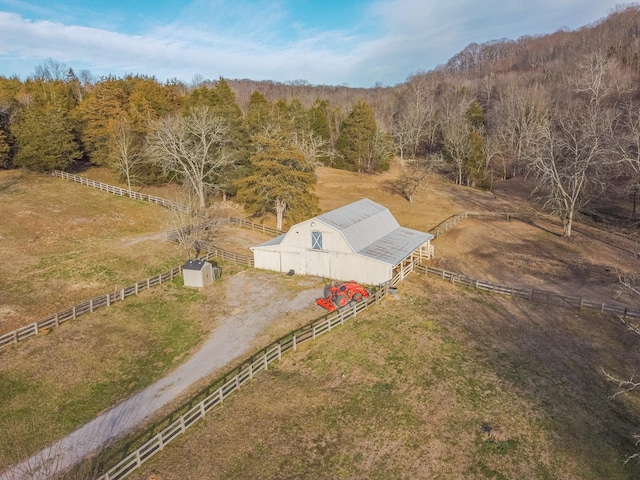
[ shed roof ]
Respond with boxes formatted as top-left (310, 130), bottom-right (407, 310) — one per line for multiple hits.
top-left (182, 259), bottom-right (207, 271)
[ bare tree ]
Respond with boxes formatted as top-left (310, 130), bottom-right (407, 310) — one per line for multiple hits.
top-left (32, 58), bottom-right (68, 81)
top-left (393, 74), bottom-right (439, 161)
top-left (109, 116), bottom-right (143, 191)
top-left (291, 131), bottom-right (328, 165)
top-left (166, 193), bottom-right (209, 260)
top-left (526, 56), bottom-right (618, 237)
top-left (393, 154), bottom-right (445, 203)
top-left (616, 101), bottom-right (640, 218)
top-left (490, 80), bottom-right (548, 178)
top-left (147, 106), bottom-right (234, 208)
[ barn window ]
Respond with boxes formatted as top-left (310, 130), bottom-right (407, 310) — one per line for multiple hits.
top-left (311, 231), bottom-right (322, 250)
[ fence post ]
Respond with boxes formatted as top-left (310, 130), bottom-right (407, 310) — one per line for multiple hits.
top-left (106, 293), bottom-right (110, 307)
top-left (601, 303), bottom-right (605, 313)
top-left (121, 288), bottom-right (125, 300)
top-left (72, 305), bottom-right (77, 319)
top-left (90, 299), bottom-right (94, 313)
top-left (293, 333), bottom-right (297, 351)
top-left (13, 331), bottom-right (17, 344)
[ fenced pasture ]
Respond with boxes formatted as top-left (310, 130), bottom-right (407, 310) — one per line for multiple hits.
top-left (6, 164), bottom-right (640, 479)
top-left (0, 169), bottom-right (184, 335)
top-left (0, 215), bottom-right (278, 352)
top-left (97, 285), bottom-right (389, 480)
top-left (417, 265), bottom-right (640, 319)
top-left (123, 272), bottom-right (640, 480)
top-left (50, 171), bottom-right (189, 212)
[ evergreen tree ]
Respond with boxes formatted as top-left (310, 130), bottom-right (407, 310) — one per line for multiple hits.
top-left (74, 77), bottom-right (128, 165)
top-left (336, 100), bottom-right (391, 173)
top-left (235, 132), bottom-right (318, 230)
top-left (11, 100), bottom-right (81, 171)
top-left (245, 91), bottom-right (272, 135)
top-left (0, 127), bottom-right (11, 168)
top-left (308, 99), bottom-right (332, 165)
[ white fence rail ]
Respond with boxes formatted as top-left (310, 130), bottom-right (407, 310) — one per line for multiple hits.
top-left (0, 268), bottom-right (182, 351)
top-left (417, 265), bottom-right (640, 319)
top-left (98, 285), bottom-right (389, 480)
top-left (49, 171), bottom-right (189, 212)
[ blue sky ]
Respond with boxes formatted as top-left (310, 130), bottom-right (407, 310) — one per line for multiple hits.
top-left (0, 0), bottom-right (627, 87)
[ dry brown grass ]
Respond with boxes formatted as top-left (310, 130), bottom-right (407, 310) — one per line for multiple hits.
top-left (0, 167), bottom-right (266, 336)
top-left (130, 275), bottom-right (640, 479)
top-left (5, 160), bottom-right (640, 478)
top-left (121, 160), bottom-right (640, 479)
top-left (0, 169), bottom-right (186, 334)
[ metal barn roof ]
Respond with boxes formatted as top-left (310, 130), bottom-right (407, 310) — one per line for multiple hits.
top-left (316, 198), bottom-right (401, 253)
top-left (318, 198), bottom-right (432, 265)
top-left (358, 227), bottom-right (431, 265)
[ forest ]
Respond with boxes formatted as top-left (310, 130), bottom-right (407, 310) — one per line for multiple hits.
top-left (3, 5), bottom-right (640, 236)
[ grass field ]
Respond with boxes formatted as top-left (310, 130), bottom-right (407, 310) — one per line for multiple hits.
top-left (0, 167), bottom-right (262, 471)
top-left (3, 161), bottom-right (640, 479)
top-left (130, 275), bottom-right (640, 480)
top-left (0, 169), bottom-right (185, 334)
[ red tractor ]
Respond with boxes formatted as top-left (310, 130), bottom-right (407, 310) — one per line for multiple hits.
top-left (316, 281), bottom-right (370, 312)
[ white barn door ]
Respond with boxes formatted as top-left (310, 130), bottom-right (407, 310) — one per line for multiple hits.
top-left (305, 250), bottom-right (328, 277)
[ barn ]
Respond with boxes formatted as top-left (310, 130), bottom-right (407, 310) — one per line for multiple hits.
top-left (250, 198), bottom-right (434, 285)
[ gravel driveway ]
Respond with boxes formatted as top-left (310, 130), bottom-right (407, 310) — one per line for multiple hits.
top-left (1, 271), bottom-right (322, 480)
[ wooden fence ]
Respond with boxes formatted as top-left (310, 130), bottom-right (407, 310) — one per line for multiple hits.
top-left (0, 215), bottom-right (283, 352)
top-left (416, 264), bottom-right (640, 319)
top-left (97, 284), bottom-right (389, 480)
top-left (50, 171), bottom-right (286, 236)
top-left (428, 211), bottom-right (524, 238)
top-left (0, 268), bottom-right (182, 351)
top-left (49, 170), bottom-right (189, 212)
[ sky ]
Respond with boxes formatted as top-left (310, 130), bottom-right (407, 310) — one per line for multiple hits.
top-left (0, 0), bottom-right (629, 88)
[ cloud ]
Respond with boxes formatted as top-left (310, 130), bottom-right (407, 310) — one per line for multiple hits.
top-left (0, 0), bottom-right (628, 87)
top-left (0, 11), bottom-right (366, 85)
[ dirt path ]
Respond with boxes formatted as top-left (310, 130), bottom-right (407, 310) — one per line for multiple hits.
top-left (0, 271), bottom-right (321, 480)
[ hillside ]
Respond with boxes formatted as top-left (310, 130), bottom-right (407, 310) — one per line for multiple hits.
top-left (130, 275), bottom-right (640, 480)
top-left (106, 163), bottom-right (640, 479)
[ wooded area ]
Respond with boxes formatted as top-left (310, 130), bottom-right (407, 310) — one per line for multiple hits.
top-left (3, 6), bottom-right (640, 235)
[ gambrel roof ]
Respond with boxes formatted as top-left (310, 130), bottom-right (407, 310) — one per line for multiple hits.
top-left (316, 198), bottom-right (432, 265)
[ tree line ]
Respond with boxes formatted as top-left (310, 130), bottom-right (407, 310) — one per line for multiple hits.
top-left (3, 5), bottom-right (640, 235)
top-left (0, 66), bottom-right (396, 229)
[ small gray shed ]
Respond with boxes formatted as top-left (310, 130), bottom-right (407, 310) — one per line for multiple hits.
top-left (182, 259), bottom-right (215, 288)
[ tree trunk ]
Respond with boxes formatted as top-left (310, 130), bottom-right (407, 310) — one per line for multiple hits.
top-left (564, 210), bottom-right (574, 238)
top-left (275, 198), bottom-right (286, 231)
